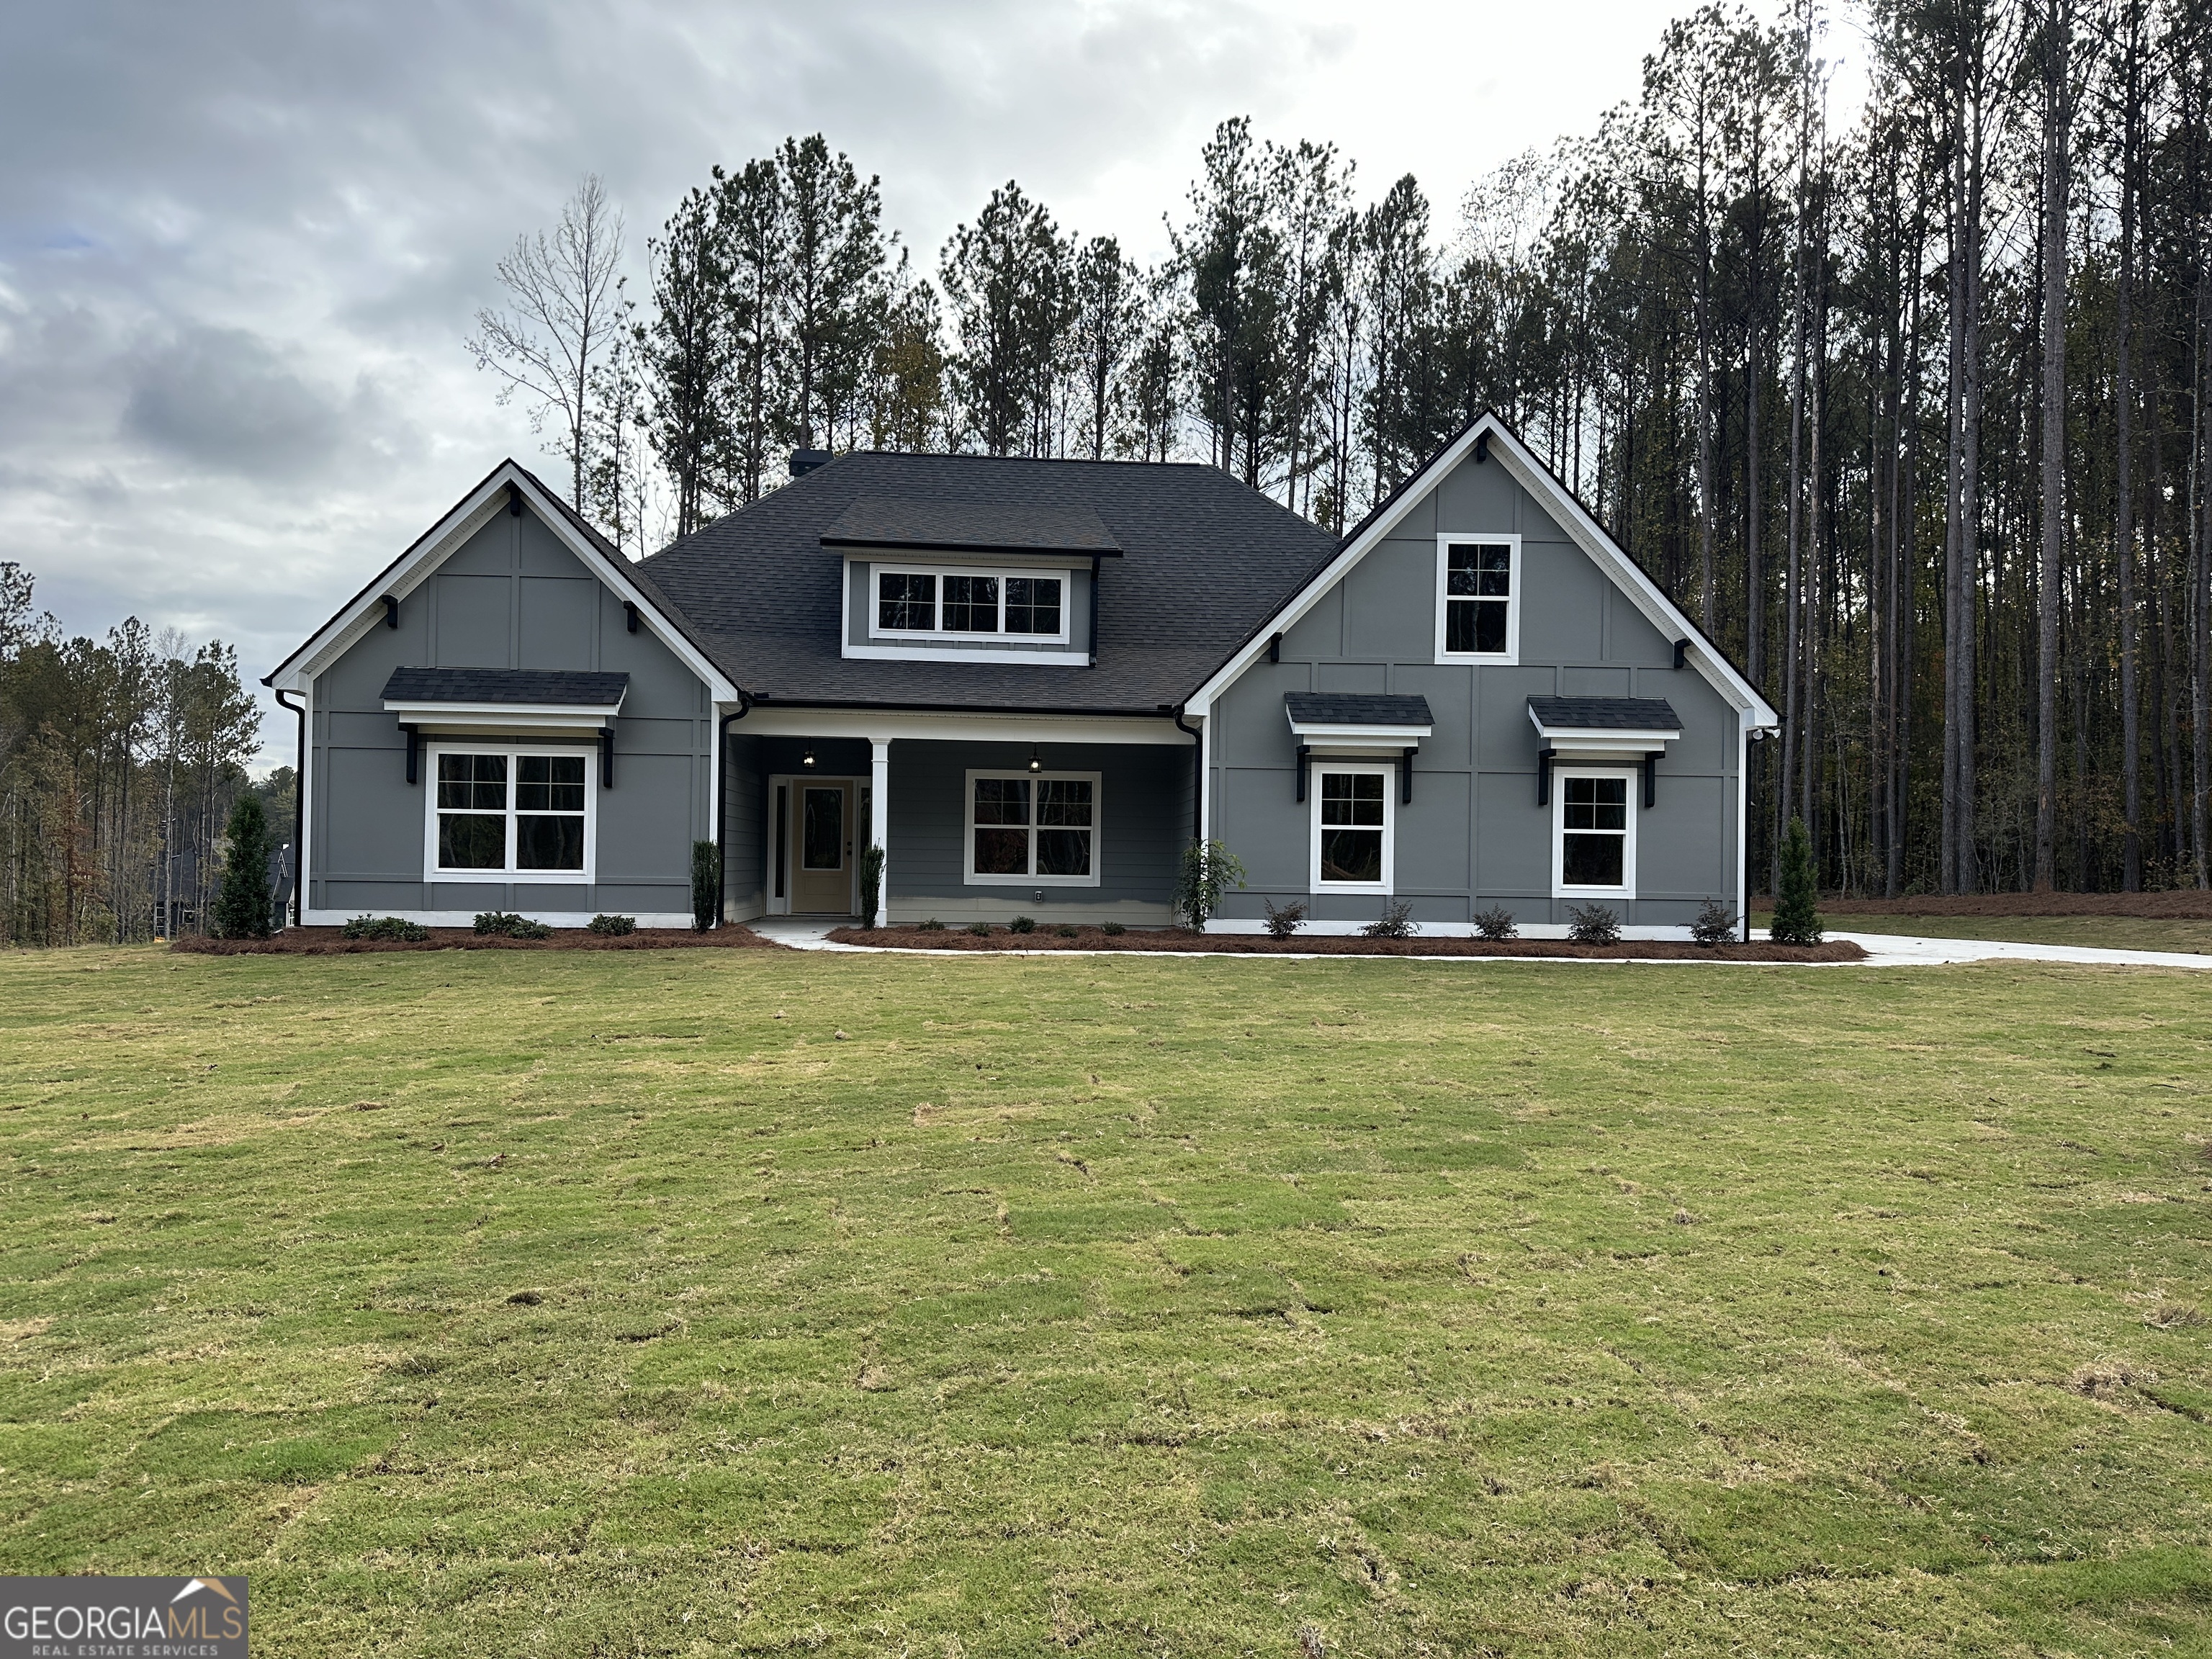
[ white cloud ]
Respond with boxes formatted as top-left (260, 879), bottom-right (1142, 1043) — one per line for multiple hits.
top-left (0, 0), bottom-right (1725, 763)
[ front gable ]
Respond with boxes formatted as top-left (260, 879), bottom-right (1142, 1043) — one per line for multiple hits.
top-left (1190, 415), bottom-right (1776, 728)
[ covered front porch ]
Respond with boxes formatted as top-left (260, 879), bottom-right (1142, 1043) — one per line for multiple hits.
top-left (721, 711), bottom-right (1197, 927)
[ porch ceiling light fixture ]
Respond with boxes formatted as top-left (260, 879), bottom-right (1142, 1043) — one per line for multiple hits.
top-left (801, 750), bottom-right (817, 768)
top-left (1028, 745), bottom-right (1041, 773)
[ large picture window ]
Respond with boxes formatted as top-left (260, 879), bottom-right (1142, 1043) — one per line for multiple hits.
top-left (964, 770), bottom-right (1100, 885)
top-left (1552, 766), bottom-right (1636, 898)
top-left (1434, 534), bottom-right (1521, 663)
top-left (1310, 763), bottom-right (1393, 893)
top-left (871, 566), bottom-right (1070, 642)
top-left (427, 745), bottom-right (594, 881)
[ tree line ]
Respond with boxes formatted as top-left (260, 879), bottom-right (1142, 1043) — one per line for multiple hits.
top-left (0, 562), bottom-right (273, 945)
top-left (474, 0), bottom-right (2212, 896)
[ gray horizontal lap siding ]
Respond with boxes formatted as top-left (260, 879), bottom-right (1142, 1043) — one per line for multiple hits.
top-left (309, 508), bottom-right (714, 922)
top-left (1209, 453), bottom-right (1740, 930)
top-left (886, 739), bottom-right (1186, 924)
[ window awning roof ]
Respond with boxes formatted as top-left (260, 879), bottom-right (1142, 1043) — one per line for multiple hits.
top-left (819, 497), bottom-right (1122, 556)
top-left (1527, 696), bottom-right (1681, 747)
top-left (1285, 692), bottom-right (1434, 741)
top-left (382, 667), bottom-right (629, 727)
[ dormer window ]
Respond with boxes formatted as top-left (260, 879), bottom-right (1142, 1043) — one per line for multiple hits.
top-left (869, 565), bottom-right (1069, 644)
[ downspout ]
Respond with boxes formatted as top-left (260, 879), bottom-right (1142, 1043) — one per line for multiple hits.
top-left (1172, 705), bottom-right (1202, 842)
top-left (274, 688), bottom-right (305, 929)
top-left (1087, 554), bottom-right (1102, 669)
top-left (711, 691), bottom-right (754, 926)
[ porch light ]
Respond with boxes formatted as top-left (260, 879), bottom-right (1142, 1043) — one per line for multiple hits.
top-left (801, 750), bottom-right (817, 768)
top-left (1028, 746), bottom-right (1041, 773)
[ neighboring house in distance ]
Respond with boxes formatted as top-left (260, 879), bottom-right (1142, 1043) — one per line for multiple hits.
top-left (264, 414), bottom-right (1778, 938)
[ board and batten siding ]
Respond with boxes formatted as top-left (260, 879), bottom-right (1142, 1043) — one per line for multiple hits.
top-left (307, 507), bottom-right (714, 922)
top-left (1207, 451), bottom-right (1741, 932)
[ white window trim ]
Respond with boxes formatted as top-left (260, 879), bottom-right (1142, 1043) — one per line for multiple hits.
top-left (868, 563), bottom-right (1074, 646)
top-left (1309, 761), bottom-right (1394, 895)
top-left (963, 769), bottom-right (1102, 887)
top-left (423, 740), bottom-right (597, 884)
top-left (1551, 763), bottom-right (1637, 900)
top-left (1434, 533), bottom-right (1521, 665)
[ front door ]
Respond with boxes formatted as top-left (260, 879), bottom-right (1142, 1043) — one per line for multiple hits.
top-left (790, 781), bottom-right (855, 914)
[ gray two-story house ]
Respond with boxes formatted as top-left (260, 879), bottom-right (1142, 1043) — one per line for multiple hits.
top-left (265, 414), bottom-right (1777, 938)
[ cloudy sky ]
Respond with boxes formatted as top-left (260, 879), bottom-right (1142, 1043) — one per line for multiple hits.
top-left (1, 0), bottom-right (1834, 764)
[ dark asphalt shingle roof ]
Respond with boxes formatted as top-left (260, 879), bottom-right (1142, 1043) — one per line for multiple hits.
top-left (638, 452), bottom-right (1341, 713)
top-left (819, 496), bottom-right (1121, 554)
top-left (382, 667), bottom-right (631, 706)
top-left (1527, 696), bottom-right (1681, 732)
top-left (1285, 693), bottom-right (1435, 727)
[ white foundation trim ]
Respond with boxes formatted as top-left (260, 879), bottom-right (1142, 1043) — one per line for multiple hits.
top-left (1205, 918), bottom-right (1698, 942)
top-left (302, 909), bottom-right (696, 930)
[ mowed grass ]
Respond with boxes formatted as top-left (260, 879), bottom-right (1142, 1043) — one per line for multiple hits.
top-left (1, 948), bottom-right (2209, 1658)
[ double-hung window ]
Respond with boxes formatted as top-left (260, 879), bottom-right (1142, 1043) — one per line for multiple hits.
top-left (428, 745), bottom-right (593, 880)
top-left (965, 770), bottom-right (1100, 884)
top-left (1435, 534), bottom-right (1520, 662)
top-left (1310, 763), bottom-right (1392, 893)
top-left (871, 567), bottom-right (1069, 642)
top-left (1552, 768), bottom-right (1635, 897)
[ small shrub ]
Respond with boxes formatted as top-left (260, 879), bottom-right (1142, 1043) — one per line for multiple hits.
top-left (342, 914), bottom-right (429, 942)
top-left (1008, 914), bottom-right (1036, 934)
top-left (1174, 839), bottom-right (1246, 929)
top-left (691, 840), bottom-right (720, 932)
top-left (1473, 904), bottom-right (1519, 941)
top-left (475, 911), bottom-right (552, 940)
top-left (1101, 922), bottom-right (1126, 936)
top-left (587, 913), bottom-right (636, 936)
top-left (1055, 925), bottom-right (1079, 938)
top-left (966, 922), bottom-right (993, 937)
top-left (1565, 902), bottom-right (1622, 945)
top-left (917, 917), bottom-right (945, 932)
top-left (1769, 816), bottom-right (1824, 944)
top-left (1690, 897), bottom-right (1737, 947)
top-left (1361, 900), bottom-right (1417, 939)
top-left (1262, 897), bottom-right (1307, 938)
top-left (858, 843), bottom-right (885, 928)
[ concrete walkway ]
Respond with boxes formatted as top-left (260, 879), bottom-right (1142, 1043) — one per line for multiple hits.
top-left (743, 917), bottom-right (2210, 969)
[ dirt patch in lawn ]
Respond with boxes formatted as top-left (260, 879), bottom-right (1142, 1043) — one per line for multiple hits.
top-left (828, 925), bottom-right (1864, 962)
top-left (1807, 890), bottom-right (2212, 920)
top-left (174, 926), bottom-right (782, 956)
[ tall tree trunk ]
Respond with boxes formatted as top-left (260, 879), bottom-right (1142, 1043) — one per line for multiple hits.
top-left (2034, 0), bottom-right (2069, 891)
top-left (2118, 14), bottom-right (2143, 889)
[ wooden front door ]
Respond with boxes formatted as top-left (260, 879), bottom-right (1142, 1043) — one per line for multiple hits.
top-left (790, 781), bottom-right (855, 914)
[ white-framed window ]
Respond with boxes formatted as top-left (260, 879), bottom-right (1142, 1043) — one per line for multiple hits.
top-left (871, 565), bottom-right (1069, 644)
top-left (1434, 534), bottom-right (1521, 663)
top-left (425, 742), bottom-right (595, 882)
top-left (1552, 765), bottom-right (1637, 899)
top-left (1310, 762), bottom-right (1393, 894)
top-left (963, 770), bottom-right (1100, 886)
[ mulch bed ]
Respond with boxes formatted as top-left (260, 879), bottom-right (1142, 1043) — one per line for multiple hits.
top-left (1807, 890), bottom-right (2212, 920)
top-left (827, 925), bottom-right (1865, 962)
top-left (174, 926), bottom-right (782, 956)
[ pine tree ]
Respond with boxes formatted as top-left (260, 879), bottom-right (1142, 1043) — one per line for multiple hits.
top-left (212, 791), bottom-right (274, 939)
top-left (1769, 814), bottom-right (1822, 945)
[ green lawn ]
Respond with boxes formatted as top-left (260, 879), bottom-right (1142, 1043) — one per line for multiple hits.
top-left (2, 946), bottom-right (2209, 1657)
top-left (1756, 912), bottom-right (2212, 955)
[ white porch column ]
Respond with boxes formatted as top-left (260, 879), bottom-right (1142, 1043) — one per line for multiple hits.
top-left (869, 737), bottom-right (890, 927)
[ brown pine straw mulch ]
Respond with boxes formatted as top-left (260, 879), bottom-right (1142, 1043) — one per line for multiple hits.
top-left (827, 925), bottom-right (1865, 962)
top-left (1807, 889), bottom-right (2212, 920)
top-left (174, 926), bottom-right (782, 956)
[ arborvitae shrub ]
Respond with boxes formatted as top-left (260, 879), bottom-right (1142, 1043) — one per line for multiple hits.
top-left (1769, 817), bottom-right (1824, 945)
